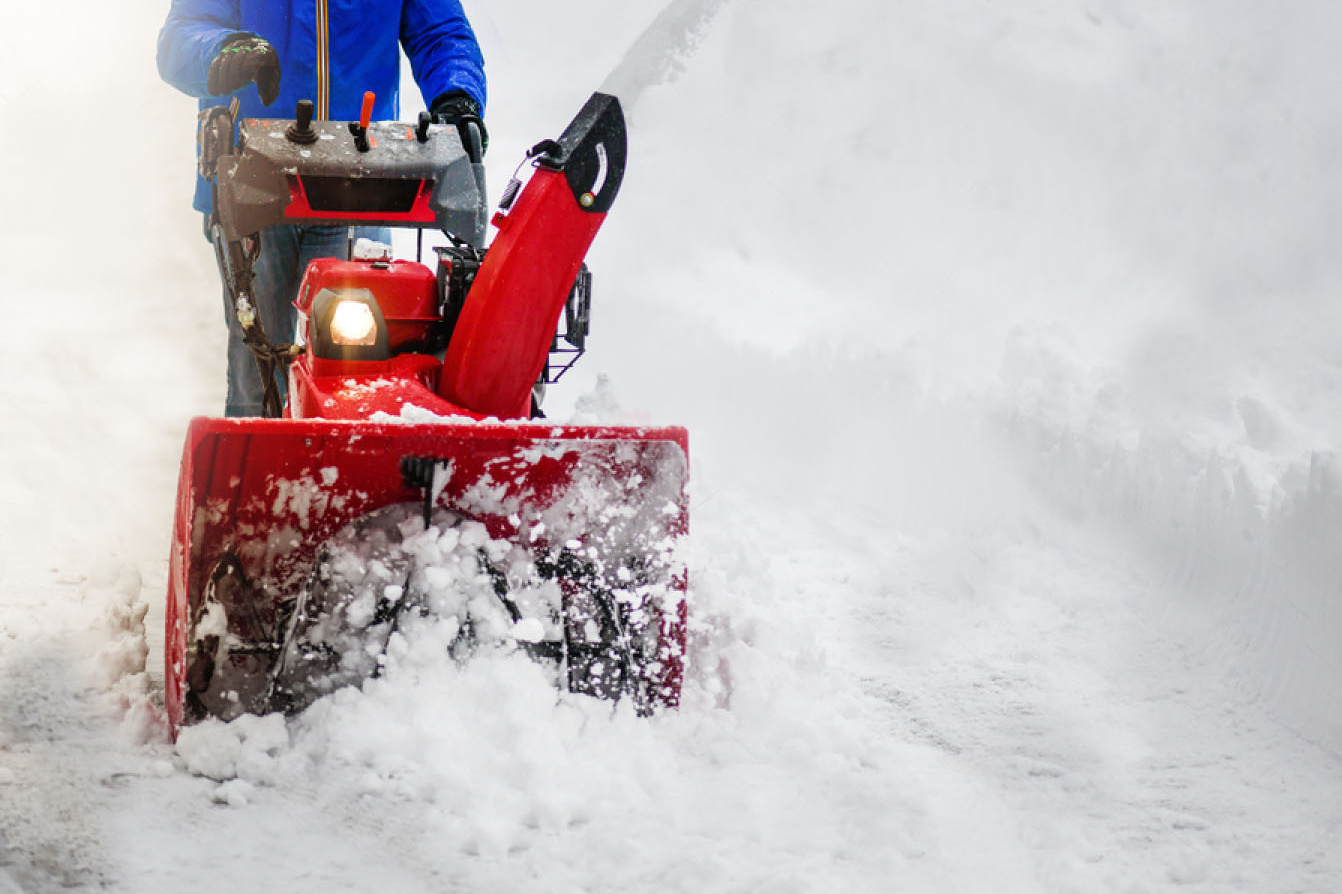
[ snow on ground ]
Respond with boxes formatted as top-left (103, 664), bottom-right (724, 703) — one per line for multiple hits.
top-left (2, 0), bottom-right (1342, 891)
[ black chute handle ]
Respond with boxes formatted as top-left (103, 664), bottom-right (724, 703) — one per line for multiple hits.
top-left (533, 93), bottom-right (626, 214)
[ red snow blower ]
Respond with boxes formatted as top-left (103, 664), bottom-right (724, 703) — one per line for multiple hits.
top-left (165, 92), bottom-right (688, 736)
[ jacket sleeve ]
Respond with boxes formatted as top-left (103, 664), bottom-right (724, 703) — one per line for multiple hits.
top-left (400, 0), bottom-right (487, 113)
top-left (157, 0), bottom-right (246, 98)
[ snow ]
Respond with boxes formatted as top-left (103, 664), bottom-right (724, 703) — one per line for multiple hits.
top-left (3, 0), bottom-right (1342, 891)
top-left (351, 238), bottom-right (392, 262)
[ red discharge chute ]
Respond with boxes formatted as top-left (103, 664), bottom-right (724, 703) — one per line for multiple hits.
top-left (437, 168), bottom-right (606, 419)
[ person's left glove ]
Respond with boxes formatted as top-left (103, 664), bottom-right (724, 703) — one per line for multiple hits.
top-left (208, 35), bottom-right (281, 106)
top-left (431, 90), bottom-right (488, 153)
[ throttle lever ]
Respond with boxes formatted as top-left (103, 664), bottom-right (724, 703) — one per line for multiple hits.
top-left (351, 91), bottom-right (375, 153)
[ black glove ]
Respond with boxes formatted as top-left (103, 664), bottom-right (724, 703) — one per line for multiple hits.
top-left (208, 35), bottom-right (281, 106)
top-left (431, 90), bottom-right (488, 154)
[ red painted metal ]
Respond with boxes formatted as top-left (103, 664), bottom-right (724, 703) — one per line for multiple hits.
top-left (289, 354), bottom-right (469, 420)
top-left (437, 168), bottom-right (605, 420)
top-left (295, 257), bottom-right (440, 352)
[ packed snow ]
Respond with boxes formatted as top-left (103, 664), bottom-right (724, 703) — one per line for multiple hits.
top-left (2, 0), bottom-right (1341, 891)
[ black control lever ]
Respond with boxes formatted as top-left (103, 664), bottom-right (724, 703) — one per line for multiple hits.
top-left (286, 99), bottom-right (318, 144)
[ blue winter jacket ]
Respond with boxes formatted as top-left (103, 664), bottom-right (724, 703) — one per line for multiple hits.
top-left (157, 0), bottom-right (486, 213)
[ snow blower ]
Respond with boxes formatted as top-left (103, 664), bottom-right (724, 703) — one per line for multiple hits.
top-left (165, 92), bottom-right (688, 736)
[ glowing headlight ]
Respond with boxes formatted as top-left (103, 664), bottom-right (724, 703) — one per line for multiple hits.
top-left (329, 300), bottom-right (379, 346)
top-left (309, 287), bottom-right (388, 361)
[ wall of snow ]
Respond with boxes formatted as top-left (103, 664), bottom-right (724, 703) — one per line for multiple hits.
top-left (1000, 336), bottom-right (1342, 748)
top-left (554, 0), bottom-right (1342, 747)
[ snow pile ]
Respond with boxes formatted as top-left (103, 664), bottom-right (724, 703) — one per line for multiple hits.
top-left (585, 0), bottom-right (1342, 745)
top-left (368, 403), bottom-right (482, 425)
top-left (997, 334), bottom-right (1342, 743)
top-left (271, 505), bottom-right (568, 710)
top-left (177, 713), bottom-right (292, 788)
top-left (87, 563), bottom-right (165, 744)
top-left (172, 573), bottom-right (927, 888)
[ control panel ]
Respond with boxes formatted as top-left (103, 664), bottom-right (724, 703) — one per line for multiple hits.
top-left (213, 94), bottom-right (487, 245)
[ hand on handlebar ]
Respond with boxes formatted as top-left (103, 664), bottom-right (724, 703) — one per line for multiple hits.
top-left (430, 90), bottom-right (488, 154)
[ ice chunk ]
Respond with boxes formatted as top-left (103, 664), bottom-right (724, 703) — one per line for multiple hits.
top-left (352, 237), bottom-right (392, 260)
top-left (512, 618), bottom-right (545, 643)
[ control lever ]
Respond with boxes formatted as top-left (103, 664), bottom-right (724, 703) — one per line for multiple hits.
top-left (350, 91), bottom-right (374, 153)
top-left (286, 99), bottom-right (318, 145)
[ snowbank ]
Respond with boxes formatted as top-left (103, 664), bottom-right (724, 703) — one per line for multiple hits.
top-left (587, 0), bottom-right (1342, 746)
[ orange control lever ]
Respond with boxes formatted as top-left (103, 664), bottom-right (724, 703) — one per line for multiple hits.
top-left (359, 91), bottom-right (375, 129)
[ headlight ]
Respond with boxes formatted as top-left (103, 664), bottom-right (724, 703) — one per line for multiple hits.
top-left (330, 299), bottom-right (378, 346)
top-left (309, 287), bottom-right (390, 361)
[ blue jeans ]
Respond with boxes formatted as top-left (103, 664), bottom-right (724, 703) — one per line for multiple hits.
top-left (217, 224), bottom-right (389, 416)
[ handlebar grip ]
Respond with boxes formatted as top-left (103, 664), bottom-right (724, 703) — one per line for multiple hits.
top-left (461, 120), bottom-right (484, 165)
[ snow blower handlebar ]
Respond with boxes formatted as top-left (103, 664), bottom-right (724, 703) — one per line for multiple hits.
top-left (198, 94), bottom-right (490, 416)
top-left (203, 98), bottom-right (488, 245)
top-left (198, 91), bottom-right (627, 420)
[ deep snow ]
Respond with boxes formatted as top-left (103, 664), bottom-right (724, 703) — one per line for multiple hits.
top-left (2, 0), bottom-right (1342, 891)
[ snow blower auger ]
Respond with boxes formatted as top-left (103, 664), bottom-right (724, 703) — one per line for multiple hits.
top-left (165, 92), bottom-right (688, 736)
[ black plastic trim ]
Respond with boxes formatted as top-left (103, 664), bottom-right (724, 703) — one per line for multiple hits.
top-left (541, 93), bottom-right (627, 214)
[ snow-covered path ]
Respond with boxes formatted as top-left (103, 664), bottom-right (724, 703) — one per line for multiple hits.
top-left (3, 0), bottom-right (1342, 891)
top-left (760, 489), bottom-right (1342, 891)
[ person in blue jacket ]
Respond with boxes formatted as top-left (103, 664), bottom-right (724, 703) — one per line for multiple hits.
top-left (157, 1), bottom-right (487, 416)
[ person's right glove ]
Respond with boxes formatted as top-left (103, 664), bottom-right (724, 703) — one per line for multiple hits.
top-left (208, 35), bottom-right (281, 106)
top-left (430, 90), bottom-right (488, 154)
